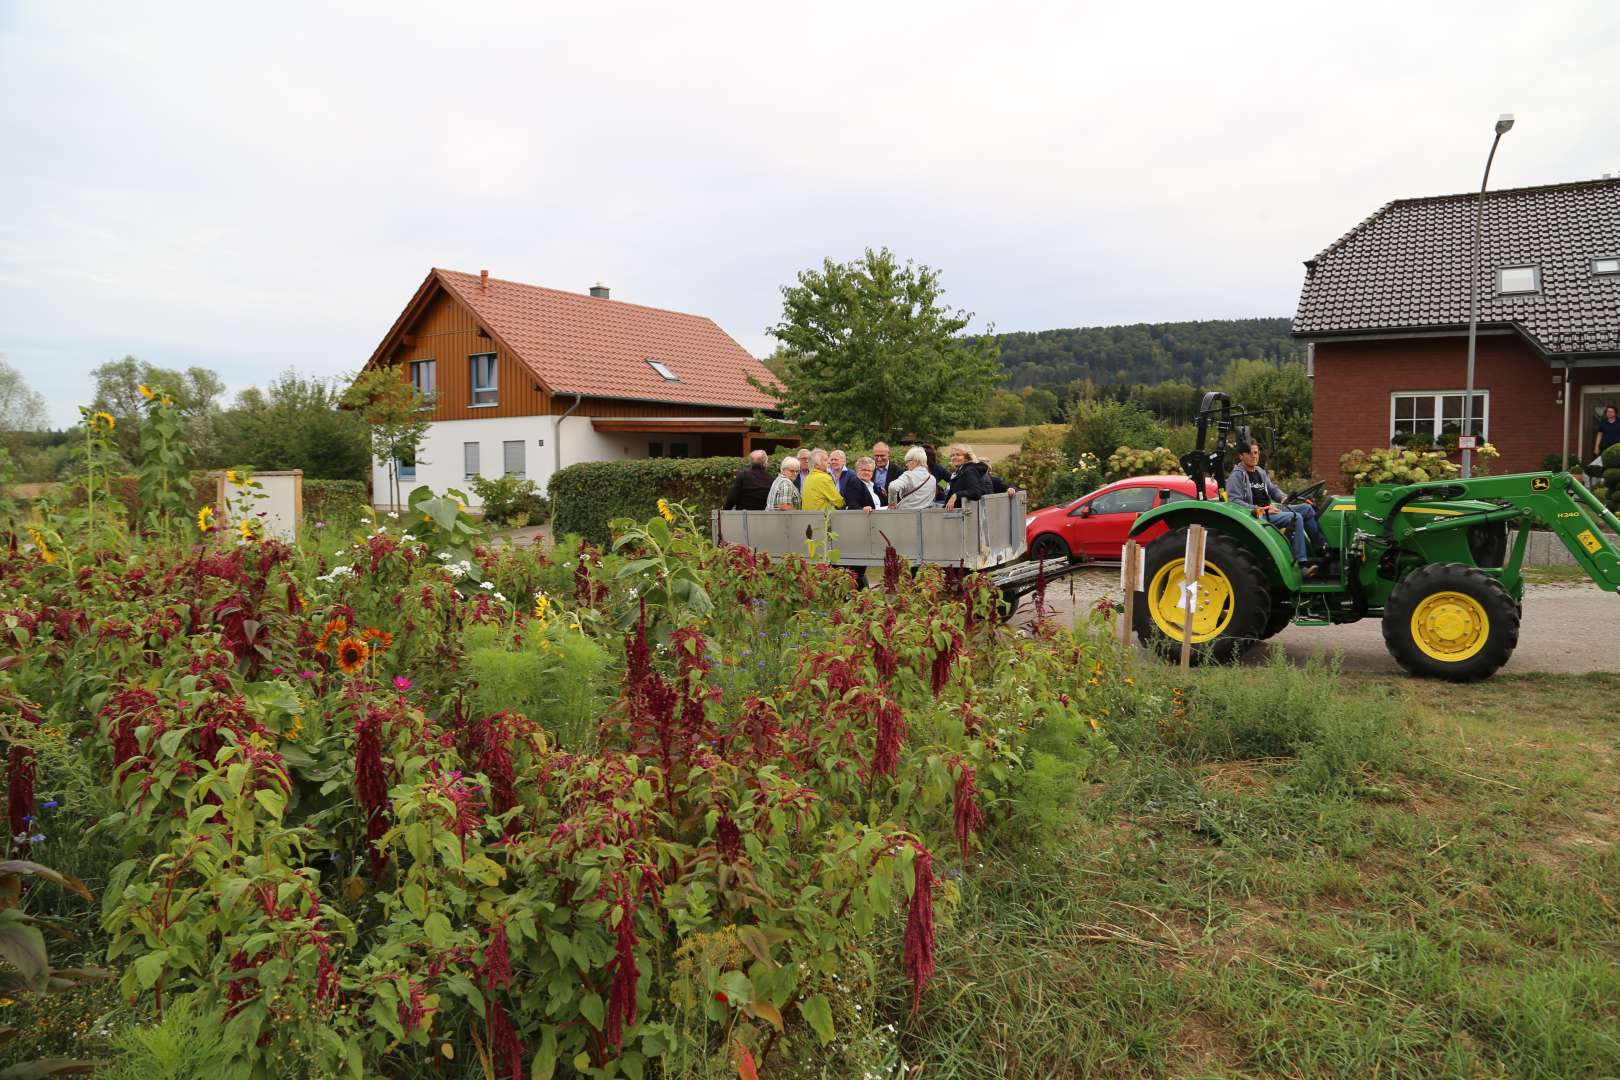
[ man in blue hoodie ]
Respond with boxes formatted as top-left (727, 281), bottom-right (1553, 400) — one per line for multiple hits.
top-left (1227, 441), bottom-right (1325, 572)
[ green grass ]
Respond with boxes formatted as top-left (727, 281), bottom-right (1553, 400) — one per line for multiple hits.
top-left (948, 424), bottom-right (1066, 447)
top-left (904, 669), bottom-right (1620, 1078)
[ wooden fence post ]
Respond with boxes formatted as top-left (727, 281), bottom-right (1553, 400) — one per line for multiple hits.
top-left (1179, 524), bottom-right (1206, 672)
top-left (1119, 541), bottom-right (1140, 650)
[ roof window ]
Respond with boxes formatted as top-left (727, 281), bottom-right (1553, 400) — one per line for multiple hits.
top-left (1594, 257), bottom-right (1620, 276)
top-left (1496, 265), bottom-right (1540, 295)
top-left (646, 359), bottom-right (681, 382)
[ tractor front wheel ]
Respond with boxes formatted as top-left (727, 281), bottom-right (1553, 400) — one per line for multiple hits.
top-left (1134, 529), bottom-right (1271, 664)
top-left (1381, 563), bottom-right (1520, 681)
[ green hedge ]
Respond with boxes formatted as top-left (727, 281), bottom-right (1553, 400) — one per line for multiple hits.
top-left (304, 478), bottom-right (370, 519)
top-left (551, 457), bottom-right (747, 543)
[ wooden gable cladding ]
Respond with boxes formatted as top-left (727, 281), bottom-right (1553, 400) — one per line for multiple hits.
top-left (389, 289), bottom-right (552, 420)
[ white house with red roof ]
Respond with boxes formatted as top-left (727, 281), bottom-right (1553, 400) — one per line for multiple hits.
top-left (358, 268), bottom-right (791, 506)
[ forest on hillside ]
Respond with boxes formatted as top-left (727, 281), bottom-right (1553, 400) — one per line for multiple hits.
top-left (998, 317), bottom-right (1302, 390)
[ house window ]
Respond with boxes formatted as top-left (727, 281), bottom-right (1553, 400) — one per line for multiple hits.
top-left (503, 440), bottom-right (525, 477)
top-left (648, 442), bottom-right (664, 458)
top-left (464, 442), bottom-right (480, 480)
top-left (646, 358), bottom-right (681, 382)
top-left (1391, 391), bottom-right (1488, 445)
top-left (669, 442), bottom-right (690, 459)
top-left (409, 359), bottom-right (436, 397)
top-left (1595, 257), bottom-right (1620, 276)
top-left (470, 353), bottom-right (498, 406)
top-left (1496, 265), bottom-right (1540, 295)
top-left (397, 451), bottom-right (416, 482)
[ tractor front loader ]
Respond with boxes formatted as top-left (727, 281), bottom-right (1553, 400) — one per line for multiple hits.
top-left (1126, 393), bottom-right (1620, 681)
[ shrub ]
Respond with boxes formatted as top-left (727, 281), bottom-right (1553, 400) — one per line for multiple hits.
top-left (302, 478), bottom-right (369, 520)
top-left (470, 472), bottom-right (549, 527)
top-left (1104, 446), bottom-right (1180, 482)
top-left (1041, 453), bottom-right (1103, 506)
top-left (550, 456), bottom-right (745, 543)
top-left (1063, 399), bottom-right (1167, 463)
top-left (995, 427), bottom-right (1068, 505)
top-left (1340, 446), bottom-right (1462, 490)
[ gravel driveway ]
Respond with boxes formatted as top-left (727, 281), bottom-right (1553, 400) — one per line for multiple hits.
top-left (1019, 565), bottom-right (1619, 676)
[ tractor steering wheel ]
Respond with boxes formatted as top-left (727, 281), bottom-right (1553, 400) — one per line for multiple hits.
top-left (1285, 480), bottom-right (1327, 506)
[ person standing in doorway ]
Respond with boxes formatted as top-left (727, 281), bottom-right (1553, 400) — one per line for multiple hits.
top-left (1594, 404), bottom-right (1620, 461)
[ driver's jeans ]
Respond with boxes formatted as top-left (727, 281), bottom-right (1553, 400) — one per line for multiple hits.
top-left (1264, 504), bottom-right (1325, 562)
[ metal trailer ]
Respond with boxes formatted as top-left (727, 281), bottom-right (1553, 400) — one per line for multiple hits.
top-left (711, 492), bottom-right (1073, 614)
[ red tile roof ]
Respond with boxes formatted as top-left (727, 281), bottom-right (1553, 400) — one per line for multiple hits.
top-left (421, 268), bottom-right (782, 410)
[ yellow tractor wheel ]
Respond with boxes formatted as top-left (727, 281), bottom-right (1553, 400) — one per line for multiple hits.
top-left (1133, 529), bottom-right (1272, 664)
top-left (1381, 562), bottom-right (1520, 681)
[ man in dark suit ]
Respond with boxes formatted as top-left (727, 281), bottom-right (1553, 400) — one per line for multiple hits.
top-left (870, 442), bottom-right (903, 497)
top-left (722, 450), bottom-right (773, 511)
top-left (841, 456), bottom-right (882, 511)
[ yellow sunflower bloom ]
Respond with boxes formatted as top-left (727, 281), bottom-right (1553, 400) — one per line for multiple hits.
top-left (226, 469), bottom-right (239, 484)
top-left (656, 498), bottom-right (676, 524)
top-left (335, 636), bottom-right (370, 675)
top-left (92, 411), bottom-right (116, 430)
top-left (197, 505), bottom-right (215, 533)
top-left (533, 591), bottom-right (550, 624)
top-left (138, 383), bottom-right (155, 400)
top-left (238, 520), bottom-right (256, 541)
top-left (26, 526), bottom-right (55, 564)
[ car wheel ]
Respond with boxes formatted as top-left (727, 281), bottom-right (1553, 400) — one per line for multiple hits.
top-left (1030, 533), bottom-right (1070, 563)
top-left (1381, 562), bottom-right (1519, 682)
top-left (1133, 529), bottom-right (1271, 664)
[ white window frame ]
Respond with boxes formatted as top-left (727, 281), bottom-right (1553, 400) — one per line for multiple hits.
top-left (470, 353), bottom-right (499, 407)
top-left (1496, 265), bottom-right (1540, 295)
top-left (502, 439), bottom-right (525, 477)
top-left (464, 441), bottom-right (480, 480)
top-left (1389, 390), bottom-right (1490, 445)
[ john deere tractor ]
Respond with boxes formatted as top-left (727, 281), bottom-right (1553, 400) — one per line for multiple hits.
top-left (1129, 393), bottom-right (1620, 680)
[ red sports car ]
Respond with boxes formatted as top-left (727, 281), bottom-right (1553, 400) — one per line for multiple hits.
top-left (1025, 474), bottom-right (1221, 562)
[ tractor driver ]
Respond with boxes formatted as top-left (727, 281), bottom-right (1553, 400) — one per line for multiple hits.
top-left (1228, 442), bottom-right (1327, 572)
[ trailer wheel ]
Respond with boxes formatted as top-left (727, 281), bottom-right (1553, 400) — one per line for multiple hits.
top-left (1134, 529), bottom-right (1271, 664)
top-left (1382, 563), bottom-right (1519, 682)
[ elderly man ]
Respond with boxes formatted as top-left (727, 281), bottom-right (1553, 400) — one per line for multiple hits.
top-left (794, 448), bottom-right (811, 490)
top-left (871, 442), bottom-right (901, 494)
top-left (767, 456), bottom-right (802, 510)
top-left (722, 449), bottom-right (773, 511)
top-left (842, 456), bottom-right (883, 512)
top-left (886, 446), bottom-right (937, 510)
top-left (828, 450), bottom-right (856, 491)
top-left (801, 449), bottom-right (845, 510)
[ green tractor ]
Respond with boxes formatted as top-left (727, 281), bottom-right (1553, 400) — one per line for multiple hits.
top-left (1128, 393), bottom-right (1620, 680)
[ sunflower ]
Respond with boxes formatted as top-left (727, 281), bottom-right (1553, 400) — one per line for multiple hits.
top-left (91, 411), bottom-right (116, 430)
top-left (315, 616), bottom-right (349, 652)
top-left (360, 627), bottom-right (394, 652)
top-left (138, 383), bottom-right (155, 400)
top-left (237, 520), bottom-right (257, 541)
top-left (196, 505), bottom-right (215, 534)
top-left (25, 526), bottom-right (55, 564)
top-left (335, 636), bottom-right (370, 675)
top-left (533, 591), bottom-right (550, 624)
top-left (226, 469), bottom-right (239, 484)
top-left (656, 498), bottom-right (676, 524)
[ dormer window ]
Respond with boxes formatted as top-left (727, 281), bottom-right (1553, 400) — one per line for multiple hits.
top-left (1595, 257), bottom-right (1620, 276)
top-left (646, 359), bottom-right (680, 382)
top-left (1496, 265), bottom-right (1540, 295)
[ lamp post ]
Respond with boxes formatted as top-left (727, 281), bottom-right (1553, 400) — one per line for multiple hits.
top-left (1462, 113), bottom-right (1515, 479)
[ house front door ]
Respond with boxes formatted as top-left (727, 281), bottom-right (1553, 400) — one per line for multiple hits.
top-left (1578, 384), bottom-right (1620, 467)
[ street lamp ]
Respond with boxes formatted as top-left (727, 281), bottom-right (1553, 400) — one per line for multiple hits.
top-left (1462, 113), bottom-right (1515, 479)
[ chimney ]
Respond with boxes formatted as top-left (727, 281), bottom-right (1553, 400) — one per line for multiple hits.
top-left (589, 282), bottom-right (610, 299)
top-left (480, 269), bottom-right (489, 289)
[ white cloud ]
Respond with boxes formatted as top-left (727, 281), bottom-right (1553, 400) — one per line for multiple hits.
top-left (3, 0), bottom-right (1617, 424)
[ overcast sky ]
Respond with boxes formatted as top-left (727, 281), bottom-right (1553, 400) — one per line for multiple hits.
top-left (3, 1), bottom-right (1617, 426)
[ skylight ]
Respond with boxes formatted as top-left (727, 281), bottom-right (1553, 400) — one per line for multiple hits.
top-left (646, 359), bottom-right (680, 382)
top-left (1595, 257), bottom-right (1620, 276)
top-left (1497, 265), bottom-right (1540, 295)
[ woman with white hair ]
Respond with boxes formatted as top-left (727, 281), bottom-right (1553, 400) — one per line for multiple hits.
top-left (767, 455), bottom-right (802, 510)
top-left (886, 446), bottom-right (937, 510)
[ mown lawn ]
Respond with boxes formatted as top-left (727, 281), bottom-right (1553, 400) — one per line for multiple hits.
top-left (905, 665), bottom-right (1620, 1078)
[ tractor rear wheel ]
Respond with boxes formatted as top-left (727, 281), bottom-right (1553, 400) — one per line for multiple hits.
top-left (1134, 529), bottom-right (1271, 664)
top-left (1382, 562), bottom-right (1519, 681)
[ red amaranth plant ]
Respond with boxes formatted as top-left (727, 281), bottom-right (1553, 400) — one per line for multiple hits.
top-left (355, 705), bottom-right (391, 876)
top-left (478, 922), bottom-right (514, 992)
top-left (951, 759), bottom-right (985, 861)
top-left (487, 998), bottom-right (524, 1080)
top-left (930, 628), bottom-right (962, 693)
top-left (604, 896), bottom-right (641, 1050)
top-left (871, 609), bottom-right (898, 680)
top-left (882, 541), bottom-right (903, 592)
top-left (7, 744), bottom-right (35, 850)
top-left (870, 693), bottom-right (906, 779)
top-left (714, 803), bottom-right (742, 863)
top-left (101, 686), bottom-right (159, 769)
top-left (903, 842), bottom-right (937, 1013)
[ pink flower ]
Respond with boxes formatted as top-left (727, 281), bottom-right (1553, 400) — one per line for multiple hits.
top-left (299, 670), bottom-right (316, 680)
top-left (393, 675), bottom-right (412, 691)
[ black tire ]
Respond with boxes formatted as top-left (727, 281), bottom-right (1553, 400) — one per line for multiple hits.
top-left (1261, 602), bottom-right (1293, 639)
top-left (997, 586), bottom-right (1021, 622)
top-left (1381, 562), bottom-right (1519, 682)
top-left (1030, 533), bottom-right (1071, 563)
top-left (1133, 529), bottom-right (1272, 664)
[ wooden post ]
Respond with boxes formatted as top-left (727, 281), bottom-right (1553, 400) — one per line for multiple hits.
top-left (1119, 541), bottom-right (1140, 650)
top-left (1180, 524), bottom-right (1206, 672)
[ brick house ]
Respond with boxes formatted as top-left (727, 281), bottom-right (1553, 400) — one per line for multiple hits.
top-left (1293, 177), bottom-right (1620, 485)
top-left (359, 269), bottom-right (791, 506)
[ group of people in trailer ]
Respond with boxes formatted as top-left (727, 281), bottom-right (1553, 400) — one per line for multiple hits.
top-left (722, 442), bottom-right (1013, 515)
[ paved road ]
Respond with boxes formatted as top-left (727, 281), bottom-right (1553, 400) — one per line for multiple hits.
top-left (1023, 566), bottom-right (1618, 676)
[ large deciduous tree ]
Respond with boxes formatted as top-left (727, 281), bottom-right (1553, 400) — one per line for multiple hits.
top-left (760, 248), bottom-right (1001, 446)
top-left (0, 358), bottom-right (48, 437)
top-left (218, 370), bottom-right (371, 480)
top-left (90, 356), bottom-right (224, 465)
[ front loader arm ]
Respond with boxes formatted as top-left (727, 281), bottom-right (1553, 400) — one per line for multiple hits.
top-left (1398, 473), bottom-right (1620, 594)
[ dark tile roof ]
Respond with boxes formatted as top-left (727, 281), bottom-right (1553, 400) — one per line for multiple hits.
top-left (1292, 177), bottom-right (1620, 355)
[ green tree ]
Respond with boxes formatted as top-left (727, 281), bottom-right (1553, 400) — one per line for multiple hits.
top-left (0, 358), bottom-right (48, 437)
top-left (1221, 358), bottom-right (1313, 477)
top-left (1020, 387), bottom-right (1060, 424)
top-left (340, 368), bottom-right (432, 511)
top-left (760, 248), bottom-right (1001, 445)
top-left (218, 370), bottom-right (371, 480)
top-left (1063, 398), bottom-right (1168, 462)
top-left (983, 388), bottom-right (1027, 427)
top-left (90, 357), bottom-right (224, 465)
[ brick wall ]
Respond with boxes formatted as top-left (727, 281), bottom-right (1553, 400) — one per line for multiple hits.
top-left (1311, 336), bottom-right (1620, 487)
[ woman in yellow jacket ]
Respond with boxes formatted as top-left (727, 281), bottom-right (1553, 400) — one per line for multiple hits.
top-left (801, 448), bottom-right (845, 511)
